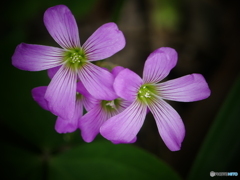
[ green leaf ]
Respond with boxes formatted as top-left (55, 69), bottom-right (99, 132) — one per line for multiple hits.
top-left (187, 75), bottom-right (240, 180)
top-left (49, 140), bottom-right (182, 180)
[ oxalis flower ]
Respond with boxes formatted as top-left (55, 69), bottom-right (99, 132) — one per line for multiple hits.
top-left (32, 81), bottom-right (96, 133)
top-left (79, 66), bottom-right (132, 143)
top-left (100, 47), bottom-right (211, 151)
top-left (12, 5), bottom-right (125, 120)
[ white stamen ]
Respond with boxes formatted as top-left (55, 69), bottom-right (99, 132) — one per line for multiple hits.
top-left (70, 54), bottom-right (82, 63)
top-left (144, 92), bottom-right (151, 98)
top-left (106, 101), bottom-right (115, 109)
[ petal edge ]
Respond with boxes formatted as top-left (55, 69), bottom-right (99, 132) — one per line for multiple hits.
top-left (44, 5), bottom-right (80, 48)
top-left (158, 73), bottom-right (211, 102)
top-left (12, 43), bottom-right (63, 71)
top-left (83, 22), bottom-right (125, 61)
top-left (148, 99), bottom-right (185, 151)
top-left (143, 47), bottom-right (178, 83)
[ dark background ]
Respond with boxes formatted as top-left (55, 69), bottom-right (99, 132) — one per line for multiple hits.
top-left (1, 0), bottom-right (240, 179)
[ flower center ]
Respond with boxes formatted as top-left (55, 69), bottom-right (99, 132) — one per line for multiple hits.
top-left (63, 48), bottom-right (87, 70)
top-left (76, 92), bottom-right (82, 100)
top-left (101, 99), bottom-right (121, 112)
top-left (70, 53), bottom-right (83, 63)
top-left (105, 101), bottom-right (116, 109)
top-left (137, 84), bottom-right (157, 104)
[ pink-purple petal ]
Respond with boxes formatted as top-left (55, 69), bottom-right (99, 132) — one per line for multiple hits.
top-left (44, 5), bottom-right (80, 49)
top-left (78, 63), bottom-right (117, 100)
top-left (157, 73), bottom-right (211, 102)
top-left (112, 136), bottom-right (137, 144)
top-left (113, 68), bottom-right (142, 101)
top-left (82, 95), bottom-right (98, 112)
top-left (79, 102), bottom-right (107, 142)
top-left (31, 86), bottom-right (49, 111)
top-left (55, 99), bottom-right (83, 133)
top-left (111, 66), bottom-right (125, 78)
top-left (160, 47), bottom-right (178, 61)
top-left (143, 47), bottom-right (178, 83)
top-left (47, 66), bottom-right (61, 79)
top-left (100, 100), bottom-right (147, 143)
top-left (76, 81), bottom-right (91, 97)
top-left (12, 43), bottom-right (63, 71)
top-left (55, 117), bottom-right (78, 133)
top-left (148, 99), bottom-right (185, 151)
top-left (82, 22), bottom-right (125, 61)
top-left (45, 66), bottom-right (77, 120)
top-left (117, 99), bottom-right (133, 112)
top-left (76, 81), bottom-right (98, 111)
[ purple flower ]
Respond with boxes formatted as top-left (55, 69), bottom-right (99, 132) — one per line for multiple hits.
top-left (12, 5), bottom-right (125, 120)
top-left (79, 66), bottom-right (133, 142)
top-left (100, 47), bottom-right (211, 151)
top-left (32, 81), bottom-right (96, 133)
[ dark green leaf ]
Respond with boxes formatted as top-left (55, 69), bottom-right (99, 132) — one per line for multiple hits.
top-left (49, 140), bottom-right (182, 180)
top-left (187, 75), bottom-right (240, 180)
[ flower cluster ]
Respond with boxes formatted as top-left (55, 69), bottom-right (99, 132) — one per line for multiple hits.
top-left (12, 5), bottom-right (210, 151)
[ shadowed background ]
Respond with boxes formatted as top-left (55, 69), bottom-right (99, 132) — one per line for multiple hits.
top-left (1, 0), bottom-right (240, 179)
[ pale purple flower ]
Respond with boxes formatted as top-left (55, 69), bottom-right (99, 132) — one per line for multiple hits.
top-left (79, 66), bottom-right (133, 143)
top-left (12, 5), bottom-right (125, 120)
top-left (32, 82), bottom-right (96, 133)
top-left (100, 47), bottom-right (211, 151)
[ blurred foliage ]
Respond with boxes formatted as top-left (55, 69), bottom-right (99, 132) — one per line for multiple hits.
top-left (49, 141), bottom-right (182, 180)
top-left (187, 74), bottom-right (240, 180)
top-left (4, 0), bottom-right (97, 24)
top-left (110, 0), bottom-right (126, 22)
top-left (151, 0), bottom-right (182, 31)
top-left (3, 132), bottom-right (182, 180)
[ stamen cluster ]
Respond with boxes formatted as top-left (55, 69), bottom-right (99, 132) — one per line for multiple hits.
top-left (137, 84), bottom-right (157, 104)
top-left (64, 48), bottom-right (87, 69)
top-left (70, 53), bottom-right (82, 63)
top-left (101, 99), bottom-right (121, 112)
